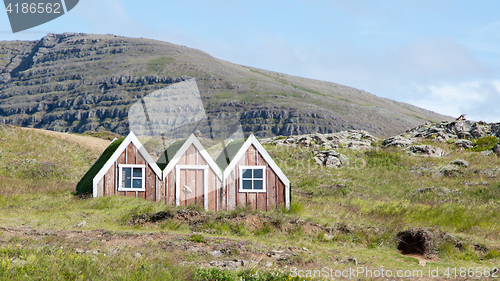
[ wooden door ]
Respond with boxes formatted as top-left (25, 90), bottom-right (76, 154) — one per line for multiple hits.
top-left (176, 165), bottom-right (208, 210)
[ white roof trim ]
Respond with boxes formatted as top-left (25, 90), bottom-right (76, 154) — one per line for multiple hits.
top-left (222, 134), bottom-right (290, 188)
top-left (162, 134), bottom-right (223, 181)
top-left (92, 132), bottom-right (162, 197)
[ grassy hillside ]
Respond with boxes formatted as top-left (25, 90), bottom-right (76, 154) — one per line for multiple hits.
top-left (0, 33), bottom-right (452, 138)
top-left (0, 125), bottom-right (499, 280)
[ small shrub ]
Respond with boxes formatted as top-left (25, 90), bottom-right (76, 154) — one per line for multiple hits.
top-left (194, 268), bottom-right (296, 281)
top-left (254, 223), bottom-right (273, 236)
top-left (185, 204), bottom-right (205, 212)
top-left (471, 136), bottom-right (499, 152)
top-left (282, 202), bottom-right (303, 215)
top-left (230, 221), bottom-right (249, 236)
top-left (195, 268), bottom-right (234, 281)
top-left (365, 150), bottom-right (405, 170)
top-left (120, 203), bottom-right (156, 224)
top-left (483, 249), bottom-right (500, 260)
top-left (159, 219), bottom-right (184, 231)
top-left (188, 234), bottom-right (207, 243)
top-left (91, 196), bottom-right (115, 210)
top-left (287, 225), bottom-right (304, 239)
top-left (313, 232), bottom-right (329, 243)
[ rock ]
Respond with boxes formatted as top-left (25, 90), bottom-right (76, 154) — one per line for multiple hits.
top-left (312, 134), bottom-right (329, 146)
top-left (298, 136), bottom-right (313, 147)
top-left (481, 150), bottom-right (494, 156)
top-left (347, 140), bottom-right (371, 149)
top-left (418, 260), bottom-right (426, 267)
top-left (464, 181), bottom-right (489, 187)
top-left (438, 187), bottom-right (462, 196)
top-left (414, 187), bottom-right (461, 196)
top-left (188, 247), bottom-right (200, 253)
top-left (194, 130), bottom-right (202, 137)
top-left (210, 250), bottom-right (222, 257)
top-left (457, 132), bottom-right (473, 139)
top-left (77, 220), bottom-right (86, 227)
top-left (382, 135), bottom-right (415, 148)
top-left (455, 139), bottom-right (473, 149)
top-left (438, 165), bottom-right (462, 177)
top-left (494, 144), bottom-right (500, 157)
top-left (480, 168), bottom-right (500, 178)
top-left (313, 150), bottom-right (346, 167)
top-left (450, 159), bottom-right (469, 168)
top-left (406, 145), bottom-right (444, 157)
top-left (471, 123), bottom-right (491, 138)
top-left (134, 253), bottom-right (142, 258)
top-left (347, 257), bottom-right (358, 265)
top-left (415, 187), bottom-right (434, 193)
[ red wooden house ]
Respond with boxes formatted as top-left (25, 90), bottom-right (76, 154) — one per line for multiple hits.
top-left (215, 134), bottom-right (290, 211)
top-left (77, 133), bottom-right (290, 211)
top-left (76, 132), bottom-right (163, 200)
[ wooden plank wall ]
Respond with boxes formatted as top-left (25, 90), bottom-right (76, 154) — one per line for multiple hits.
top-left (224, 144), bottom-right (286, 211)
top-left (164, 144), bottom-right (220, 211)
top-left (97, 143), bottom-right (159, 201)
top-left (95, 142), bottom-right (285, 212)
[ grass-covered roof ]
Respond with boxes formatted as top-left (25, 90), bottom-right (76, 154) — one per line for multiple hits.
top-left (215, 139), bottom-right (246, 171)
top-left (156, 138), bottom-right (188, 170)
top-left (76, 137), bottom-right (125, 195)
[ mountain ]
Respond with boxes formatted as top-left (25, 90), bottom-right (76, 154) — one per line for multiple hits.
top-left (0, 32), bottom-right (452, 137)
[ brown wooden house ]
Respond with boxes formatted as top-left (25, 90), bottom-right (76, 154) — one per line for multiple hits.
top-left (157, 134), bottom-right (223, 211)
top-left (76, 132), bottom-right (163, 200)
top-left (77, 133), bottom-right (290, 211)
top-left (215, 134), bottom-right (290, 211)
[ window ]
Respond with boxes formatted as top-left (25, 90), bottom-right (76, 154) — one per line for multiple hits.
top-left (118, 164), bottom-right (145, 191)
top-left (239, 166), bottom-right (266, 192)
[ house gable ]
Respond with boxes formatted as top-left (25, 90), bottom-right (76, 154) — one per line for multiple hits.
top-left (220, 134), bottom-right (290, 209)
top-left (162, 133), bottom-right (222, 180)
top-left (76, 137), bottom-right (124, 195)
top-left (92, 131), bottom-right (162, 197)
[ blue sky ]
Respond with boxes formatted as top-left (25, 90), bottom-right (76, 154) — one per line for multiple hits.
top-left (1, 0), bottom-right (500, 122)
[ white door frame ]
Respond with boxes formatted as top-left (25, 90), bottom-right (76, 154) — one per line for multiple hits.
top-left (175, 165), bottom-right (209, 210)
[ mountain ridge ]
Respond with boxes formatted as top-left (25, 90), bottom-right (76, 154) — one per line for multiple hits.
top-left (0, 32), bottom-right (453, 137)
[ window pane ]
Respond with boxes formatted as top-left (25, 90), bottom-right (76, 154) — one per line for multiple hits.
top-left (254, 180), bottom-right (263, 190)
top-left (242, 169), bottom-right (252, 178)
top-left (133, 179), bottom-right (142, 189)
top-left (133, 168), bottom-right (142, 177)
top-left (253, 169), bottom-right (263, 178)
top-left (122, 168), bottom-right (131, 188)
top-left (242, 180), bottom-right (252, 189)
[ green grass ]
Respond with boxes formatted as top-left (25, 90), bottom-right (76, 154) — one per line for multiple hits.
top-left (1, 125), bottom-right (500, 279)
top-left (470, 136), bottom-right (499, 152)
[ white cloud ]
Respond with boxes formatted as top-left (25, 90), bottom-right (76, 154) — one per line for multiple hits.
top-left (410, 80), bottom-right (500, 122)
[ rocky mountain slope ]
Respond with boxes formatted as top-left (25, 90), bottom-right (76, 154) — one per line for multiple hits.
top-left (0, 33), bottom-right (452, 137)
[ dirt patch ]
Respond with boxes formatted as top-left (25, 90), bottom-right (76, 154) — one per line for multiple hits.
top-left (0, 225), bottom-right (320, 271)
top-left (131, 209), bottom-right (363, 240)
top-left (19, 127), bottom-right (111, 153)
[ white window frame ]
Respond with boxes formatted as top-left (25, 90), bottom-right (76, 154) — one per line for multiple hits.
top-left (118, 164), bottom-right (146, 191)
top-left (239, 166), bottom-right (266, 193)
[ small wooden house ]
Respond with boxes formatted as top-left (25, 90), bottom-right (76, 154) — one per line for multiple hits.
top-left (77, 132), bottom-right (290, 211)
top-left (157, 134), bottom-right (223, 211)
top-left (76, 132), bottom-right (163, 200)
top-left (215, 135), bottom-right (290, 211)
